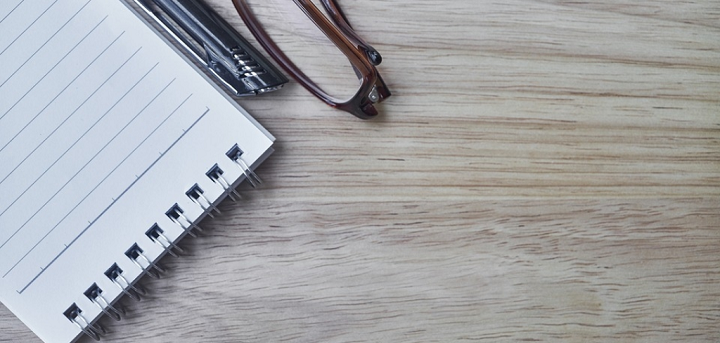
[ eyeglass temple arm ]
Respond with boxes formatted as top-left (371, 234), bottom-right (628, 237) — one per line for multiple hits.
top-left (320, 0), bottom-right (382, 66)
top-left (232, 0), bottom-right (353, 106)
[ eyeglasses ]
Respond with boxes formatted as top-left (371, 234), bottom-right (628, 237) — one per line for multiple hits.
top-left (232, 0), bottom-right (391, 119)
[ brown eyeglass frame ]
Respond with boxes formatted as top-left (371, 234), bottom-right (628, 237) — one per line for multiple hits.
top-left (232, 0), bottom-right (391, 119)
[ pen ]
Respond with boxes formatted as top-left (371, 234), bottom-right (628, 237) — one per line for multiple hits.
top-left (134, 0), bottom-right (288, 96)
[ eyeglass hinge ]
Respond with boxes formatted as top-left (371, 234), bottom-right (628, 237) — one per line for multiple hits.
top-left (368, 86), bottom-right (380, 103)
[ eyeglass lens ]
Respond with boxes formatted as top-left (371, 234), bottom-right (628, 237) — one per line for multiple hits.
top-left (242, 0), bottom-right (362, 103)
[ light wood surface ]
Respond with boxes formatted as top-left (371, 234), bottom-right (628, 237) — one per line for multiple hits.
top-left (2, 0), bottom-right (719, 342)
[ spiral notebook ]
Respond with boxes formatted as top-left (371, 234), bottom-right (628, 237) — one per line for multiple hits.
top-left (0, 0), bottom-right (274, 342)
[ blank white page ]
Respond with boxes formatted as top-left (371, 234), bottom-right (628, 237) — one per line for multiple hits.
top-left (0, 0), bottom-right (274, 342)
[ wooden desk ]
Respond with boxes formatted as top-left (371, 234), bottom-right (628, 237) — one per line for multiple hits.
top-left (2, 0), bottom-right (718, 341)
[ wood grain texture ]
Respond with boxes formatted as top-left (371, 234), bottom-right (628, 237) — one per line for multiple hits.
top-left (2, 0), bottom-right (718, 342)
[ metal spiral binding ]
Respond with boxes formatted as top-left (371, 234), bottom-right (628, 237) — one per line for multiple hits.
top-left (105, 264), bottom-right (146, 302)
top-left (186, 184), bottom-right (222, 218)
top-left (226, 144), bottom-right (262, 188)
top-left (66, 142), bottom-right (261, 341)
top-left (146, 224), bottom-right (185, 257)
top-left (63, 304), bottom-right (105, 341)
top-left (84, 284), bottom-right (124, 321)
top-left (125, 243), bottom-right (166, 279)
top-left (166, 204), bottom-right (204, 236)
top-left (206, 164), bottom-right (242, 201)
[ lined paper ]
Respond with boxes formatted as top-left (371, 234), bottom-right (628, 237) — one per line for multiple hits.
top-left (0, 1), bottom-right (274, 342)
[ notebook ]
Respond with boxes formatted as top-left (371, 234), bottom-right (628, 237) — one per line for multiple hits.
top-left (0, 0), bottom-right (274, 342)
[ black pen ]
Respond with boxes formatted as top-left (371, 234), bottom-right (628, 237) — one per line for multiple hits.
top-left (133, 0), bottom-right (288, 96)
